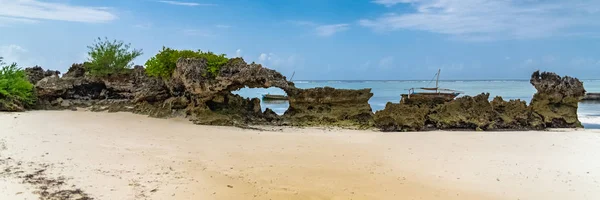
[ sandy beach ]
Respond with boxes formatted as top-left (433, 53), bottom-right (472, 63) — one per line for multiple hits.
top-left (1, 111), bottom-right (600, 200)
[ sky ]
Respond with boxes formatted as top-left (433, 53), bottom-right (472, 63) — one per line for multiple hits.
top-left (1, 0), bottom-right (600, 80)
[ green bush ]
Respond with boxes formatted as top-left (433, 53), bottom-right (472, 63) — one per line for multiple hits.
top-left (0, 57), bottom-right (35, 111)
top-left (86, 37), bottom-right (143, 76)
top-left (145, 47), bottom-right (228, 78)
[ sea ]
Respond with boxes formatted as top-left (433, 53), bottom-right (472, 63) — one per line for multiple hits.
top-left (233, 80), bottom-right (600, 129)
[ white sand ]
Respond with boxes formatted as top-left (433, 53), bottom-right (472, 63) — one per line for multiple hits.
top-left (1, 111), bottom-right (600, 200)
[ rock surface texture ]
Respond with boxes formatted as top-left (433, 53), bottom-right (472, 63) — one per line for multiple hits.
top-left (32, 58), bottom-right (373, 128)
top-left (24, 66), bottom-right (60, 84)
top-left (374, 70), bottom-right (585, 131)
top-left (529, 71), bottom-right (585, 128)
top-left (24, 60), bottom-right (583, 131)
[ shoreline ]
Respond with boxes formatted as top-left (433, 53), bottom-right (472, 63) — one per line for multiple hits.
top-left (2, 111), bottom-right (600, 199)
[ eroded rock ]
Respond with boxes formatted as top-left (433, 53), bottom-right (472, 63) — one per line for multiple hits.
top-left (373, 102), bottom-right (430, 131)
top-left (529, 71), bottom-right (585, 128)
top-left (374, 71), bottom-right (585, 131)
top-left (284, 87), bottom-right (374, 128)
top-left (24, 66), bottom-right (60, 84)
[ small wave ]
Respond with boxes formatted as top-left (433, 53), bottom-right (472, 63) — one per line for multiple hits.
top-left (579, 116), bottom-right (600, 125)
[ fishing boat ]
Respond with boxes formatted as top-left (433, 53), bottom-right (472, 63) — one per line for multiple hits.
top-left (262, 94), bottom-right (288, 101)
top-left (402, 69), bottom-right (462, 102)
top-left (261, 71), bottom-right (295, 101)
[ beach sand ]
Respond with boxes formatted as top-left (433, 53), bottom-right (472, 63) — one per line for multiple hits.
top-left (1, 111), bottom-right (600, 200)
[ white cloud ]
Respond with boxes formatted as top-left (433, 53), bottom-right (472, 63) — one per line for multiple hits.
top-left (235, 49), bottom-right (242, 58)
top-left (361, 0), bottom-right (600, 40)
top-left (134, 23), bottom-right (152, 29)
top-left (257, 53), bottom-right (298, 70)
top-left (0, 0), bottom-right (117, 23)
top-left (216, 24), bottom-right (231, 28)
top-left (316, 24), bottom-right (350, 37)
top-left (0, 44), bottom-right (30, 66)
top-left (287, 20), bottom-right (318, 26)
top-left (158, 1), bottom-right (217, 6)
top-left (289, 20), bottom-right (350, 37)
top-left (182, 29), bottom-right (213, 37)
top-left (258, 53), bottom-right (271, 63)
top-left (524, 58), bottom-right (535, 65)
top-left (372, 0), bottom-right (418, 7)
top-left (0, 16), bottom-right (38, 26)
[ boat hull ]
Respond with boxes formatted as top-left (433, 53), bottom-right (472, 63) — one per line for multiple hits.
top-left (401, 92), bottom-right (460, 103)
top-left (262, 94), bottom-right (288, 101)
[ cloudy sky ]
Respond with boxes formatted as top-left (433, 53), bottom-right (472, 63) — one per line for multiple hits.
top-left (1, 0), bottom-right (600, 80)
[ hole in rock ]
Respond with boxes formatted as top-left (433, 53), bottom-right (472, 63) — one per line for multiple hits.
top-left (232, 87), bottom-right (290, 115)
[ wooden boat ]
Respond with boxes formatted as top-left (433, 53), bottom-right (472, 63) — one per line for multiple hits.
top-left (262, 94), bottom-right (288, 101)
top-left (261, 72), bottom-right (294, 101)
top-left (402, 69), bottom-right (462, 102)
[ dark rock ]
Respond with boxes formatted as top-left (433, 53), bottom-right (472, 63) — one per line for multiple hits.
top-left (24, 66), bottom-right (60, 84)
top-left (529, 71), bottom-right (585, 128)
top-left (374, 71), bottom-right (585, 131)
top-left (132, 66), bottom-right (170, 103)
top-left (169, 58), bottom-right (296, 99)
top-left (62, 64), bottom-right (85, 78)
top-left (428, 93), bottom-right (497, 130)
top-left (0, 99), bottom-right (26, 112)
top-left (490, 97), bottom-right (531, 130)
top-left (284, 87), bottom-right (374, 128)
top-left (373, 102), bottom-right (430, 131)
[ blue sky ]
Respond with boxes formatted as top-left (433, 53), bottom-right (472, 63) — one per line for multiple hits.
top-left (1, 0), bottom-right (600, 80)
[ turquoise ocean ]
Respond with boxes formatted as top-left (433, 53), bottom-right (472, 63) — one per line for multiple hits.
top-left (234, 80), bottom-right (600, 129)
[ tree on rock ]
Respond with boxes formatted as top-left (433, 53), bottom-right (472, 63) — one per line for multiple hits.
top-left (0, 57), bottom-right (35, 111)
top-left (86, 37), bottom-right (143, 76)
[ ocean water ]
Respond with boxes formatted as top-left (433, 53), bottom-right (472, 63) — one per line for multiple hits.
top-left (233, 80), bottom-right (600, 128)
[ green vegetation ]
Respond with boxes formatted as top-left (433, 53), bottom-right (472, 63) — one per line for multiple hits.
top-left (145, 47), bottom-right (228, 78)
top-left (0, 57), bottom-right (35, 111)
top-left (85, 37), bottom-right (143, 76)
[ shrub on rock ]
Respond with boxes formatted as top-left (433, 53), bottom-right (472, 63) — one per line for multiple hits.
top-left (85, 37), bottom-right (143, 76)
top-left (0, 57), bottom-right (35, 111)
top-left (145, 47), bottom-right (228, 79)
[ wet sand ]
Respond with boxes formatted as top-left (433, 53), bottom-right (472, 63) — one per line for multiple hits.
top-left (1, 111), bottom-right (600, 200)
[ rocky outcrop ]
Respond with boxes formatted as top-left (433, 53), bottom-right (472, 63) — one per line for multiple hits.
top-left (62, 64), bottom-right (86, 78)
top-left (490, 97), bottom-right (531, 130)
top-left (169, 58), bottom-right (296, 98)
top-left (428, 93), bottom-right (497, 130)
top-left (374, 71), bottom-right (584, 131)
top-left (32, 58), bottom-right (372, 128)
top-left (29, 59), bottom-right (582, 131)
top-left (284, 87), bottom-right (374, 127)
top-left (24, 66), bottom-right (60, 84)
top-left (373, 102), bottom-right (430, 132)
top-left (34, 64), bottom-right (168, 110)
top-left (529, 71), bottom-right (585, 128)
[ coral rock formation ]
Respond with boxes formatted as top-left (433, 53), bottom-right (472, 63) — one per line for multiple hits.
top-left (24, 66), bottom-right (60, 84)
top-left (529, 71), bottom-right (585, 128)
top-left (284, 87), bottom-right (374, 127)
top-left (374, 71), bottom-right (585, 131)
top-left (27, 59), bottom-right (583, 131)
top-left (32, 58), bottom-right (373, 128)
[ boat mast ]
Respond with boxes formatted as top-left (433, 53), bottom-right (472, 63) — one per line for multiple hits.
top-left (289, 71), bottom-right (296, 82)
top-left (436, 69), bottom-right (440, 93)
